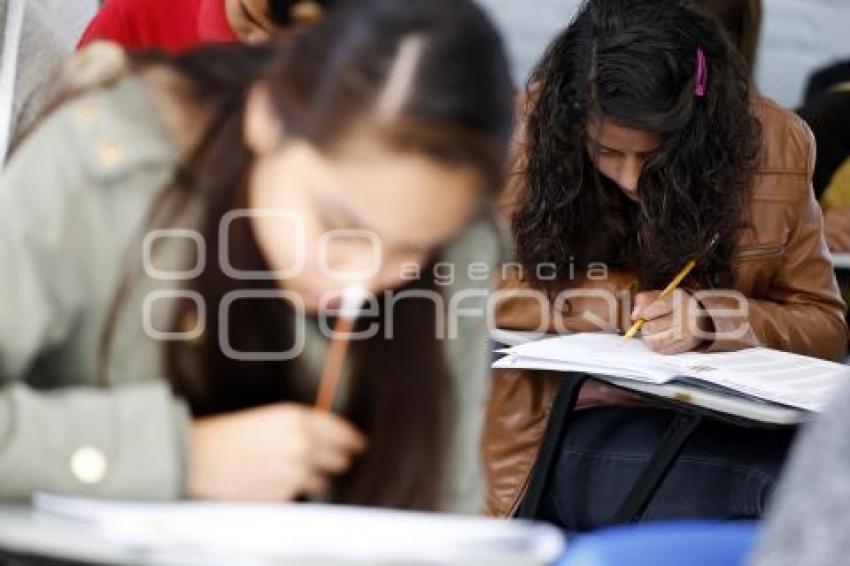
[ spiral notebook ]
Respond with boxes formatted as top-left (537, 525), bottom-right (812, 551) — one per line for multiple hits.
top-left (494, 333), bottom-right (850, 413)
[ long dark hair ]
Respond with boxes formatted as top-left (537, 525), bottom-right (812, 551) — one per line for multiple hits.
top-left (103, 0), bottom-right (513, 510)
top-left (513, 0), bottom-right (760, 291)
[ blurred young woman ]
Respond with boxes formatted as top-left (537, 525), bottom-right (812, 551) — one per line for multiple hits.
top-left (486, 0), bottom-right (845, 529)
top-left (0, 0), bottom-right (513, 512)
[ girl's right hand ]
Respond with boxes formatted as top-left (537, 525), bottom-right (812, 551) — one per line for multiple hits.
top-left (187, 403), bottom-right (367, 501)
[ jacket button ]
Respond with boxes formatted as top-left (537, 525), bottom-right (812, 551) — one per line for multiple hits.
top-left (76, 103), bottom-right (100, 126)
top-left (97, 141), bottom-right (123, 167)
top-left (70, 446), bottom-right (108, 485)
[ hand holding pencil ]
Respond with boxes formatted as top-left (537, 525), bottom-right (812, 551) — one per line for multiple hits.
top-left (623, 235), bottom-right (719, 354)
top-left (622, 258), bottom-right (699, 341)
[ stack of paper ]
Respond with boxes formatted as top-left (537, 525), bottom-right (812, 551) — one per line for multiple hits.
top-left (495, 333), bottom-right (850, 412)
top-left (831, 253), bottom-right (850, 269)
top-left (34, 494), bottom-right (564, 565)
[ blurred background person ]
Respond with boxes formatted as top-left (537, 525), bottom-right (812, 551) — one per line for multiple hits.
top-left (751, 380), bottom-right (850, 566)
top-left (798, 61), bottom-right (850, 252)
top-left (0, 0), bottom-right (515, 511)
top-left (78, 0), bottom-right (333, 53)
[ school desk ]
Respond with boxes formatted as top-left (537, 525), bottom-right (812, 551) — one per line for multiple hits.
top-left (491, 330), bottom-right (807, 524)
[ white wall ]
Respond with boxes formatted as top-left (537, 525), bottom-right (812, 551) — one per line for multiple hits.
top-left (34, 0), bottom-right (99, 49)
top-left (756, 0), bottom-right (850, 108)
top-left (475, 0), bottom-right (850, 108)
top-left (475, 0), bottom-right (583, 84)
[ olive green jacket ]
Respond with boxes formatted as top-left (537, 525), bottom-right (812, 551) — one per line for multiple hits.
top-left (0, 75), bottom-right (503, 513)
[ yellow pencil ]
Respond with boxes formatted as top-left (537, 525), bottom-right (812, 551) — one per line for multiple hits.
top-left (622, 234), bottom-right (719, 342)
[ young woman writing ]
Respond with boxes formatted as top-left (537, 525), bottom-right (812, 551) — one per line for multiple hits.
top-left (485, 0), bottom-right (846, 529)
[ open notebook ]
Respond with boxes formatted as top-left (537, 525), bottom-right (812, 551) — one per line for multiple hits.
top-left (494, 333), bottom-right (850, 413)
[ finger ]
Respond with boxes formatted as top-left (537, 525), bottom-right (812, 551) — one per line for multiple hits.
top-left (641, 313), bottom-right (674, 336)
top-left (642, 328), bottom-right (681, 354)
top-left (641, 331), bottom-right (668, 353)
top-left (648, 324), bottom-right (702, 354)
top-left (308, 412), bottom-right (368, 454)
top-left (640, 295), bottom-right (677, 322)
top-left (656, 340), bottom-right (693, 355)
top-left (661, 331), bottom-right (702, 354)
top-left (299, 472), bottom-right (331, 499)
top-left (276, 462), bottom-right (330, 500)
top-left (310, 445), bottom-right (356, 474)
top-left (632, 292), bottom-right (661, 320)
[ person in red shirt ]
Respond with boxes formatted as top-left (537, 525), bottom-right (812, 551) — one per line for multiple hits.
top-left (78, 0), bottom-right (331, 53)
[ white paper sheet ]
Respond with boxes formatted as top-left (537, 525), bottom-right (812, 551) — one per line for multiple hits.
top-left (33, 494), bottom-right (564, 566)
top-left (496, 333), bottom-right (850, 412)
top-left (831, 253), bottom-right (850, 269)
top-left (500, 333), bottom-right (686, 384)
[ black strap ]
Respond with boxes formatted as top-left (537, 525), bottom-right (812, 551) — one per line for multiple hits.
top-left (516, 374), bottom-right (588, 519)
top-left (613, 411), bottom-right (704, 524)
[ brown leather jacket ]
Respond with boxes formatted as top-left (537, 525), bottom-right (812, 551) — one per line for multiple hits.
top-left (484, 95), bottom-right (849, 518)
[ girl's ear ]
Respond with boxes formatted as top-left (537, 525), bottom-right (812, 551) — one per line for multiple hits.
top-left (244, 83), bottom-right (285, 155)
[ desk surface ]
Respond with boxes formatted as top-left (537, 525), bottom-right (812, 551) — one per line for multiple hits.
top-left (0, 506), bottom-right (133, 565)
top-left (0, 503), bottom-right (564, 566)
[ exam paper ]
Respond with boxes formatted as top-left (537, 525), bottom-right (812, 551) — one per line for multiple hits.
top-left (34, 494), bottom-right (564, 566)
top-left (496, 333), bottom-right (850, 412)
top-left (668, 349), bottom-right (849, 412)
top-left (495, 332), bottom-right (685, 385)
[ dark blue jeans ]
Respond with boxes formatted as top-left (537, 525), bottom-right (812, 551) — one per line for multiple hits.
top-left (539, 407), bottom-right (796, 532)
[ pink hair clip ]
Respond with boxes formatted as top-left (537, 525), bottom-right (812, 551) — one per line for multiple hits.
top-left (695, 47), bottom-right (708, 97)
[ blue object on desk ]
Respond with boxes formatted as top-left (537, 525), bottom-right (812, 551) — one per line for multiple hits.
top-left (557, 521), bottom-right (759, 566)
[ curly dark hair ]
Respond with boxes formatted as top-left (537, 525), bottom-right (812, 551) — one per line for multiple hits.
top-left (513, 0), bottom-right (761, 291)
